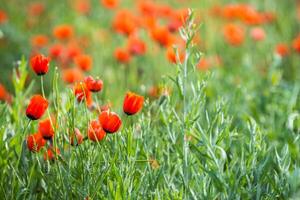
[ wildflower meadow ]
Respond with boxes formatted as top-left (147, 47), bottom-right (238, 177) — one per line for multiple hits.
top-left (0, 0), bottom-right (300, 199)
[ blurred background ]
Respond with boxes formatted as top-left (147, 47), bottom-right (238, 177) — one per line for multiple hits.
top-left (0, 0), bottom-right (299, 105)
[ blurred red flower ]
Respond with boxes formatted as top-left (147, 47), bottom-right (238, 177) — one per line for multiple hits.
top-left (250, 27), bottom-right (265, 42)
top-left (292, 35), bottom-right (300, 53)
top-left (114, 47), bottom-right (131, 63)
top-left (28, 2), bottom-right (45, 16)
top-left (0, 10), bottom-right (8, 24)
top-left (150, 26), bottom-right (174, 47)
top-left (223, 23), bottom-right (244, 46)
top-left (0, 84), bottom-right (12, 104)
top-left (75, 0), bottom-right (91, 15)
top-left (31, 35), bottom-right (49, 49)
top-left (275, 43), bottom-right (289, 57)
top-left (74, 54), bottom-right (92, 71)
top-left (62, 68), bottom-right (84, 84)
top-left (113, 10), bottom-right (138, 36)
top-left (127, 36), bottom-right (147, 56)
top-left (53, 24), bottom-right (74, 40)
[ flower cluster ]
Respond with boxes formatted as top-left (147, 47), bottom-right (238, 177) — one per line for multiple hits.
top-left (25, 54), bottom-right (144, 161)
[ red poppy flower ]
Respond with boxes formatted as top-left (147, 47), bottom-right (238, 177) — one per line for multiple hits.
top-left (74, 54), bottom-right (92, 71)
top-left (26, 95), bottom-right (48, 120)
top-left (44, 147), bottom-right (61, 161)
top-left (88, 120), bottom-right (106, 142)
top-left (38, 118), bottom-right (55, 140)
top-left (123, 92), bottom-right (144, 115)
top-left (99, 111), bottom-right (122, 133)
top-left (114, 47), bottom-right (131, 63)
top-left (30, 54), bottom-right (50, 75)
top-left (84, 76), bottom-right (103, 92)
top-left (27, 132), bottom-right (46, 152)
top-left (70, 128), bottom-right (84, 146)
top-left (53, 24), bottom-right (74, 40)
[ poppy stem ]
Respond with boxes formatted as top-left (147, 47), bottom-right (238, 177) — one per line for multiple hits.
top-left (41, 76), bottom-right (56, 147)
top-left (16, 119), bottom-right (32, 168)
top-left (40, 76), bottom-right (46, 98)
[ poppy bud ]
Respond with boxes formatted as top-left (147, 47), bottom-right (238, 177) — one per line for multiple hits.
top-left (30, 54), bottom-right (50, 75)
top-left (123, 92), bottom-right (144, 115)
top-left (26, 95), bottom-right (48, 120)
top-left (84, 76), bottom-right (103, 92)
top-left (70, 128), bottom-right (84, 146)
top-left (38, 118), bottom-right (55, 140)
top-left (44, 147), bottom-right (61, 161)
top-left (99, 111), bottom-right (122, 133)
top-left (88, 120), bottom-right (106, 142)
top-left (27, 132), bottom-right (46, 152)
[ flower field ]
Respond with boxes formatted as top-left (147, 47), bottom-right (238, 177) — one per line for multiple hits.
top-left (0, 0), bottom-right (300, 199)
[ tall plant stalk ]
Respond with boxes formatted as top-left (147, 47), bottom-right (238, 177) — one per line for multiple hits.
top-left (177, 10), bottom-right (198, 198)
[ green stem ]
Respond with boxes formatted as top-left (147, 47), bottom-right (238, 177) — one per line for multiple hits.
top-left (182, 49), bottom-right (189, 198)
top-left (40, 76), bottom-right (46, 98)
